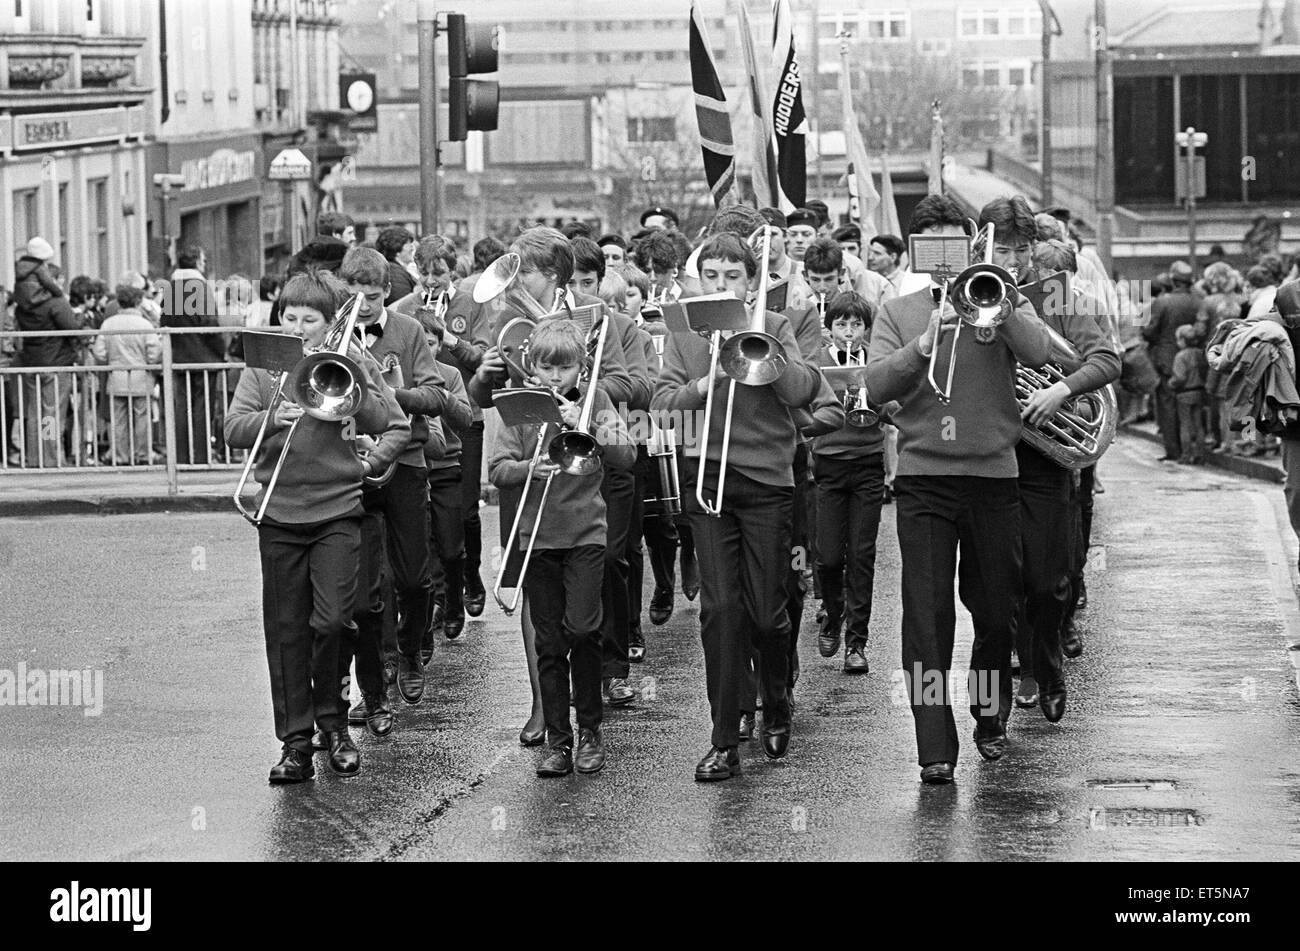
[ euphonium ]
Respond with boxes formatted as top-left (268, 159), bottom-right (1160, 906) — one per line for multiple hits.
top-left (1017, 324), bottom-right (1117, 470)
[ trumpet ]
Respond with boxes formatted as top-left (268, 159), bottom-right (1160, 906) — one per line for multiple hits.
top-left (816, 293), bottom-right (827, 322)
top-left (927, 222), bottom-right (1017, 403)
top-left (234, 292), bottom-right (368, 525)
top-left (493, 421), bottom-right (558, 616)
top-left (696, 226), bottom-right (789, 517)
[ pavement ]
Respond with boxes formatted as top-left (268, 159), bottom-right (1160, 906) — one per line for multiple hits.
top-left (2, 432), bottom-right (1299, 861)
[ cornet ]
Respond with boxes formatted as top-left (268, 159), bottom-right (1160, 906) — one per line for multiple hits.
top-left (696, 227), bottom-right (789, 517)
top-left (830, 345), bottom-right (878, 427)
top-left (927, 222), bottom-right (1017, 403)
top-left (234, 293), bottom-right (368, 525)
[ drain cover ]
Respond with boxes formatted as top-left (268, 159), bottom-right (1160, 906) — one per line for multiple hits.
top-left (1087, 780), bottom-right (1177, 791)
top-left (1089, 808), bottom-right (1201, 828)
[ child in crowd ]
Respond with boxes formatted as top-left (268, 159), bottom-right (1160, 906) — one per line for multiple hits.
top-left (1170, 322), bottom-right (1208, 464)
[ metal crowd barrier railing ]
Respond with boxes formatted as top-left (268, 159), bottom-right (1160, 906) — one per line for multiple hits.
top-left (0, 326), bottom-right (243, 494)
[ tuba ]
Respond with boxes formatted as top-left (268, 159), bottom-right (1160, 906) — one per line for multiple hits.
top-left (1016, 323), bottom-right (1117, 470)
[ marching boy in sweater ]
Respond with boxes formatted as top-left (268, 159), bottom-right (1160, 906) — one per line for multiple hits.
top-left (225, 270), bottom-right (408, 784)
top-left (813, 292), bottom-right (894, 675)
top-left (489, 321), bottom-right (635, 777)
top-left (866, 202), bottom-right (1051, 785)
top-left (652, 232), bottom-right (821, 782)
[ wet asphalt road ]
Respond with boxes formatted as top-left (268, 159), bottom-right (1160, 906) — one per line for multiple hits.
top-left (2, 433), bottom-right (1299, 861)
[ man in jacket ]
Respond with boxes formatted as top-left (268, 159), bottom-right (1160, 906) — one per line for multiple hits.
top-left (12, 238), bottom-right (83, 467)
top-left (1143, 260), bottom-right (1199, 461)
top-left (162, 245), bottom-right (225, 464)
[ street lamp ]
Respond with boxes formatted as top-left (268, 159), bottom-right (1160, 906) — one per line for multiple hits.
top-left (1036, 0), bottom-right (1062, 205)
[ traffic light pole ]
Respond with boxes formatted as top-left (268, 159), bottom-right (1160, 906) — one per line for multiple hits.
top-left (1185, 127), bottom-right (1199, 275)
top-left (418, 0), bottom-right (441, 235)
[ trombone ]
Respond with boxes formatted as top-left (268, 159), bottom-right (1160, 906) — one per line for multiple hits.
top-left (927, 222), bottom-right (1017, 403)
top-left (696, 226), bottom-right (789, 517)
top-left (547, 313), bottom-right (609, 475)
top-left (234, 292), bottom-right (367, 525)
top-left (493, 421), bottom-right (558, 616)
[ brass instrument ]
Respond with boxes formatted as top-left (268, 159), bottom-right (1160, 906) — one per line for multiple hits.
top-left (927, 222), bottom-right (1016, 403)
top-left (492, 420), bottom-right (558, 616)
top-left (547, 314), bottom-right (608, 476)
top-left (696, 227), bottom-right (789, 517)
top-left (234, 292), bottom-right (368, 525)
top-left (831, 345), bottom-right (878, 428)
top-left (474, 251), bottom-right (553, 383)
top-left (1015, 281), bottom-right (1117, 469)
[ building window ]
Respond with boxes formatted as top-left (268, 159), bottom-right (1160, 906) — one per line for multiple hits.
top-left (959, 7), bottom-right (1042, 38)
top-left (919, 38), bottom-right (952, 56)
top-left (864, 10), bottom-right (909, 39)
top-left (12, 189), bottom-right (39, 249)
top-left (89, 178), bottom-right (109, 279)
top-left (627, 117), bottom-right (676, 143)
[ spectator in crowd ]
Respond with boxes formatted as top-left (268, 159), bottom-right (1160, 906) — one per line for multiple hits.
top-left (1, 286), bottom-right (17, 463)
top-left (11, 238), bottom-right (82, 467)
top-left (1169, 323), bottom-right (1208, 465)
top-left (1245, 264), bottom-right (1280, 319)
top-left (597, 233), bottom-right (628, 267)
top-left (244, 275), bottom-right (282, 328)
top-left (639, 206), bottom-right (678, 232)
top-left (376, 226), bottom-right (417, 304)
top-left (1206, 296), bottom-right (1244, 453)
top-left (289, 212), bottom-right (355, 276)
top-left (162, 244), bottom-right (225, 465)
top-left (832, 223), bottom-right (861, 259)
top-left (865, 234), bottom-right (908, 296)
top-left (561, 221), bottom-right (594, 240)
top-left (1143, 261), bottom-right (1199, 461)
top-left (92, 284), bottom-right (161, 465)
top-left (454, 254), bottom-right (473, 281)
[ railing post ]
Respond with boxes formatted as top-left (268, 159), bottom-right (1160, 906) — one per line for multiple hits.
top-left (161, 333), bottom-right (179, 496)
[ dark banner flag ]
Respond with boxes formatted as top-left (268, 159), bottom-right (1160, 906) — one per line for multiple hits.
top-left (690, 1), bottom-right (737, 207)
top-left (770, 0), bottom-right (807, 210)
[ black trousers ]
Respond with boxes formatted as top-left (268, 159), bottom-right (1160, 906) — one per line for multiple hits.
top-left (1154, 377), bottom-right (1181, 458)
top-left (895, 475), bottom-right (1021, 767)
top-left (999, 444), bottom-right (1072, 694)
top-left (528, 545), bottom-right (606, 750)
top-left (815, 451), bottom-right (885, 639)
top-left (1065, 465), bottom-right (1094, 622)
top-left (366, 463), bottom-right (432, 659)
top-left (344, 510), bottom-right (387, 699)
top-left (600, 464), bottom-right (635, 679)
top-left (686, 463), bottom-right (793, 749)
top-left (636, 446), bottom-right (681, 597)
top-left (460, 421), bottom-right (485, 588)
top-left (427, 464), bottom-right (466, 620)
top-left (258, 514), bottom-right (360, 754)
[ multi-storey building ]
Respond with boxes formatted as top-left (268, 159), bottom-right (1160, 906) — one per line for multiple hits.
top-left (0, 0), bottom-right (151, 287)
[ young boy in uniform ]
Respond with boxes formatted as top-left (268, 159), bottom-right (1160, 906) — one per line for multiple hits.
top-left (489, 321), bottom-right (635, 776)
top-left (226, 270), bottom-right (408, 783)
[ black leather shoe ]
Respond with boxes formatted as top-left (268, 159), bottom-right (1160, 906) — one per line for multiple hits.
top-left (348, 700), bottom-right (366, 725)
top-left (311, 728), bottom-right (328, 752)
top-left (603, 677), bottom-right (635, 706)
top-left (920, 762), bottom-right (954, 785)
top-left (397, 654), bottom-right (425, 704)
top-left (628, 625), bottom-right (646, 663)
top-left (1040, 680), bottom-right (1067, 723)
top-left (463, 578), bottom-right (486, 618)
top-left (817, 609), bottom-right (842, 658)
top-left (443, 611), bottom-right (465, 640)
top-left (693, 746), bottom-right (739, 781)
top-left (575, 728), bottom-right (606, 774)
top-left (1061, 618), bottom-right (1083, 658)
top-left (519, 722), bottom-right (546, 747)
top-left (362, 692), bottom-right (394, 737)
top-left (1075, 580), bottom-right (1088, 611)
top-left (738, 712), bottom-right (755, 741)
top-left (536, 746), bottom-right (573, 777)
top-left (843, 639), bottom-right (869, 674)
top-left (419, 645), bottom-right (434, 668)
top-left (269, 748), bottom-right (315, 784)
top-left (1015, 674), bottom-right (1039, 708)
top-left (327, 729), bottom-right (361, 775)
top-left (648, 587), bottom-right (674, 626)
top-left (973, 725), bottom-right (1007, 761)
top-left (761, 719), bottom-right (790, 760)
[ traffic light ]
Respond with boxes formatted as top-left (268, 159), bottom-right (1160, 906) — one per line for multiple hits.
top-left (447, 13), bottom-right (499, 141)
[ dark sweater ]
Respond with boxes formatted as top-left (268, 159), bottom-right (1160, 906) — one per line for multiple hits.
top-left (1143, 287), bottom-right (1199, 375)
top-left (225, 356), bottom-right (409, 525)
top-left (394, 281), bottom-right (492, 421)
top-left (810, 343), bottom-right (884, 458)
top-left (1170, 347), bottom-right (1208, 392)
top-left (651, 310), bottom-right (821, 487)
top-left (489, 388), bottom-right (635, 550)
top-left (423, 361), bottom-right (474, 469)
top-left (783, 303), bottom-right (832, 361)
top-left (364, 309), bottom-right (455, 469)
top-left (867, 287), bottom-right (1051, 478)
top-left (11, 257), bottom-right (82, 367)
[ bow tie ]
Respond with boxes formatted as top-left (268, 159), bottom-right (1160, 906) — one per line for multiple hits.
top-left (362, 323), bottom-right (384, 339)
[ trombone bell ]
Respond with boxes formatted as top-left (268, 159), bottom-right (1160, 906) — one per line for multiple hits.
top-left (719, 330), bottom-right (788, 386)
top-left (286, 350), bottom-right (366, 421)
top-left (548, 429), bottom-right (603, 476)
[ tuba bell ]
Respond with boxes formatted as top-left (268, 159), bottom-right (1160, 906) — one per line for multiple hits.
top-left (1017, 323), bottom-right (1117, 469)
